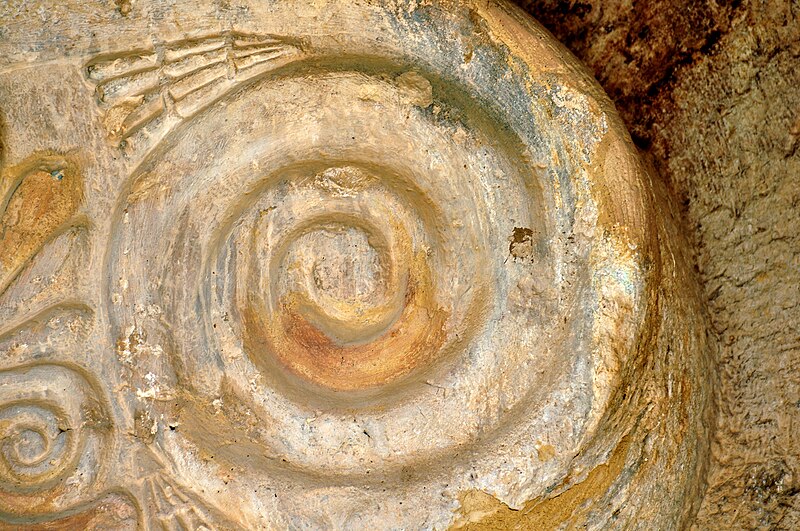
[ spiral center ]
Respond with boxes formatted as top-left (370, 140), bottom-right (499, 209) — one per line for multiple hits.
top-left (10, 428), bottom-right (48, 466)
top-left (308, 227), bottom-right (384, 307)
top-left (279, 222), bottom-right (397, 347)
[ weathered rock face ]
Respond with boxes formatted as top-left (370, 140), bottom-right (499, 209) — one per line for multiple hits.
top-left (515, 0), bottom-right (800, 528)
top-left (0, 1), bottom-right (713, 528)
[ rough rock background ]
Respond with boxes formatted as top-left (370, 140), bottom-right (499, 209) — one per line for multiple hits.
top-left (513, 0), bottom-right (800, 527)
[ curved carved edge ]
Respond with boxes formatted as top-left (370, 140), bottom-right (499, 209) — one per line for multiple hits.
top-left (0, 152), bottom-right (86, 301)
top-left (0, 224), bottom-right (92, 347)
top-left (0, 362), bottom-right (116, 518)
top-left (0, 301), bottom-right (93, 346)
top-left (0, 491), bottom-right (139, 530)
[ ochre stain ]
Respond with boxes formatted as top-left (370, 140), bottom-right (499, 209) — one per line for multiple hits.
top-left (243, 254), bottom-right (449, 392)
top-left (241, 211), bottom-right (453, 392)
top-left (452, 436), bottom-right (632, 530)
top-left (0, 153), bottom-right (83, 295)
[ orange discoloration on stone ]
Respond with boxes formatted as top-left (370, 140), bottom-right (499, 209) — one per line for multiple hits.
top-left (244, 249), bottom-right (449, 392)
top-left (0, 153), bottom-right (83, 295)
top-left (453, 436), bottom-right (632, 530)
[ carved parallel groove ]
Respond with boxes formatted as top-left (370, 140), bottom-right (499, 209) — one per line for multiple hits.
top-left (173, 77), bottom-right (231, 117)
top-left (234, 49), bottom-right (293, 72)
top-left (96, 70), bottom-right (161, 104)
top-left (85, 31), bottom-right (305, 144)
top-left (116, 94), bottom-right (166, 138)
top-left (232, 35), bottom-right (286, 48)
top-left (231, 44), bottom-right (288, 59)
top-left (143, 473), bottom-right (227, 530)
top-left (162, 49), bottom-right (227, 79)
top-left (167, 62), bottom-right (228, 102)
top-left (163, 38), bottom-right (227, 63)
top-left (86, 52), bottom-right (158, 82)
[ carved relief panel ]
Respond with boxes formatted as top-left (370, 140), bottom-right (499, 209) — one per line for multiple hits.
top-left (0, 1), bottom-right (713, 528)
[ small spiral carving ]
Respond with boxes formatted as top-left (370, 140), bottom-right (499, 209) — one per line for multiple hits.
top-left (0, 404), bottom-right (73, 490)
top-left (235, 161), bottom-right (496, 396)
top-left (0, 364), bottom-right (111, 516)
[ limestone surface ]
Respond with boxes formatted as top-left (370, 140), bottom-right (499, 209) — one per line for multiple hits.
top-left (0, 1), bottom-right (713, 528)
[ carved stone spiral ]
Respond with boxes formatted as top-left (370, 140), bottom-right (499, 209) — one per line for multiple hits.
top-left (0, 364), bottom-right (111, 516)
top-left (0, 0), bottom-right (716, 528)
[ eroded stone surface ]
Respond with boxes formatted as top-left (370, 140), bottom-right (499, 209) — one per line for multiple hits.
top-left (0, 1), bottom-right (712, 528)
top-left (514, 0), bottom-right (800, 527)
